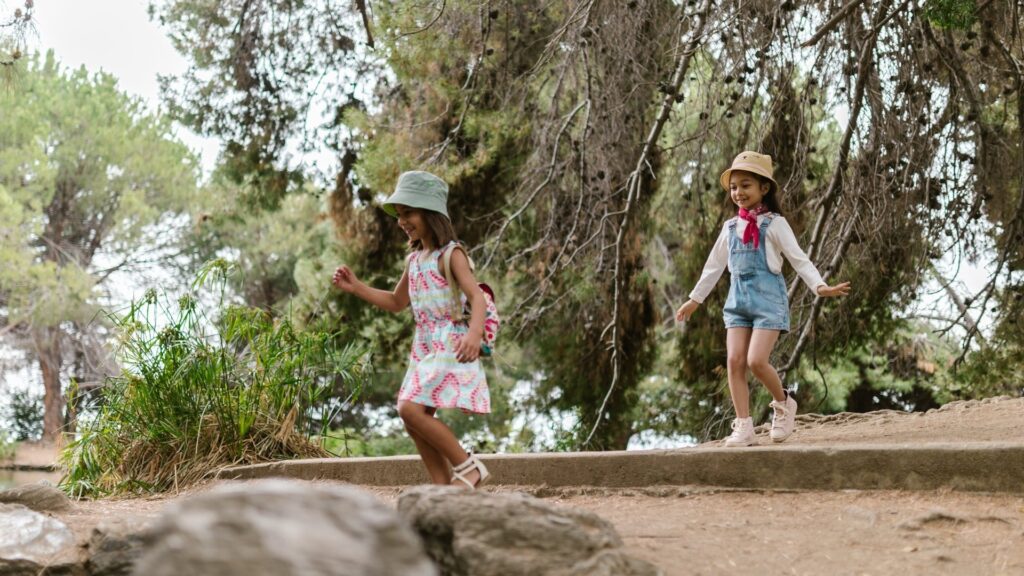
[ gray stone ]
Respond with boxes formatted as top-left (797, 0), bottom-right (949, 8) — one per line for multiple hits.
top-left (0, 503), bottom-right (81, 575)
top-left (131, 479), bottom-right (437, 576)
top-left (397, 486), bottom-right (661, 576)
top-left (0, 482), bottom-right (71, 512)
top-left (86, 518), bottom-right (147, 576)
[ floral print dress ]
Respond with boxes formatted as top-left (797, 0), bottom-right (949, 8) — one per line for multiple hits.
top-left (396, 242), bottom-right (490, 413)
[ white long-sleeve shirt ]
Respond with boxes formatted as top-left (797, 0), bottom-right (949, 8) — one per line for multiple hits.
top-left (688, 215), bottom-right (826, 303)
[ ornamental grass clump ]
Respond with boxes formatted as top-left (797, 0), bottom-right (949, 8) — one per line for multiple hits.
top-left (60, 262), bottom-right (368, 497)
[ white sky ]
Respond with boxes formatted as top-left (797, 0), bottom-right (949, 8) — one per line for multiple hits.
top-left (30, 0), bottom-right (221, 173)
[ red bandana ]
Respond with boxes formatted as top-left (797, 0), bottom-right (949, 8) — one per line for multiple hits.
top-left (738, 205), bottom-right (769, 249)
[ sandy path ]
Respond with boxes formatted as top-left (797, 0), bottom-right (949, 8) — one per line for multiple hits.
top-left (35, 396), bottom-right (1024, 574)
top-left (561, 489), bottom-right (1024, 576)
top-left (700, 396), bottom-right (1024, 448)
top-left (52, 483), bottom-right (1024, 576)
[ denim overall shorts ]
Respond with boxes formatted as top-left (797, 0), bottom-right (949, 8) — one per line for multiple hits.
top-left (723, 215), bottom-right (790, 332)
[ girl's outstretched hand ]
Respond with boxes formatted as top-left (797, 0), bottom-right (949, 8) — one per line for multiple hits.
top-left (675, 299), bottom-right (700, 322)
top-left (817, 281), bottom-right (851, 298)
top-left (332, 265), bottom-right (360, 293)
top-left (454, 331), bottom-right (482, 363)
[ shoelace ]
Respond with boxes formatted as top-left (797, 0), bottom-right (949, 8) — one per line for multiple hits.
top-left (729, 419), bottom-right (750, 439)
top-left (771, 402), bottom-right (787, 424)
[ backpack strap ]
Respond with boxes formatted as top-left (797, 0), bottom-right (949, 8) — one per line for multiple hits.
top-left (442, 242), bottom-right (475, 323)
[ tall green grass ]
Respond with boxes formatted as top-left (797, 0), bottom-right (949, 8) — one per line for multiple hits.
top-left (60, 261), bottom-right (368, 497)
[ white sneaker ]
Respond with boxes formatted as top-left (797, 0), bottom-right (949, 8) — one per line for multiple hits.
top-left (769, 394), bottom-right (798, 443)
top-left (724, 417), bottom-right (757, 447)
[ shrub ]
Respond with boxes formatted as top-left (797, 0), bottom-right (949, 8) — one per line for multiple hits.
top-left (60, 261), bottom-right (369, 497)
top-left (0, 430), bottom-right (15, 461)
top-left (4, 388), bottom-right (43, 441)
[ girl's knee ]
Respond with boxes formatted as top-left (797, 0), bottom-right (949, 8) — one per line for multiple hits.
top-left (397, 401), bottom-right (424, 423)
top-left (727, 354), bottom-right (747, 373)
top-left (747, 356), bottom-right (772, 374)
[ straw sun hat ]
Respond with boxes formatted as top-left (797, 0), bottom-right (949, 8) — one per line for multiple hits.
top-left (719, 151), bottom-right (779, 195)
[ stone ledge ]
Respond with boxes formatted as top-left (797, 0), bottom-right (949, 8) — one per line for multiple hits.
top-left (216, 442), bottom-right (1024, 493)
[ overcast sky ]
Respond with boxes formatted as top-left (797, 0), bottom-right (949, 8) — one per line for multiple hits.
top-left (31, 0), bottom-right (221, 172)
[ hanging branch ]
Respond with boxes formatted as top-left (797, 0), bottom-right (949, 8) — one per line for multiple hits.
top-left (786, 0), bottom-right (891, 302)
top-left (354, 0), bottom-right (375, 48)
top-left (926, 260), bottom-right (987, 347)
top-left (921, 19), bottom-right (1024, 363)
top-left (800, 0), bottom-right (868, 48)
top-left (778, 206), bottom-right (860, 379)
top-left (395, 0), bottom-right (446, 39)
top-left (583, 0), bottom-right (711, 446)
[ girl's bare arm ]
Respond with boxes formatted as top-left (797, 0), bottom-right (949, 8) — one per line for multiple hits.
top-left (333, 265), bottom-right (410, 312)
top-left (448, 248), bottom-right (486, 362)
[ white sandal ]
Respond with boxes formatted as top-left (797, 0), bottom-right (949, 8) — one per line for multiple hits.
top-left (451, 452), bottom-right (490, 489)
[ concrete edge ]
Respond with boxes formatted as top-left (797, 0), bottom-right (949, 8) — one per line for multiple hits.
top-left (215, 442), bottom-right (1024, 493)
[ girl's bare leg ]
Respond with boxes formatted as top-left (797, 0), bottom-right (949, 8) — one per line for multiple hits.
top-left (747, 329), bottom-right (786, 402)
top-left (726, 328), bottom-right (753, 418)
top-left (401, 405), bottom-right (451, 484)
top-left (397, 401), bottom-right (479, 485)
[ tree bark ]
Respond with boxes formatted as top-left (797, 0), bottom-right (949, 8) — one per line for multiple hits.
top-left (32, 325), bottom-right (65, 442)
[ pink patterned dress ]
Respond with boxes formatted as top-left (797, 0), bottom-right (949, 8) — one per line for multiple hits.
top-left (397, 243), bottom-right (490, 413)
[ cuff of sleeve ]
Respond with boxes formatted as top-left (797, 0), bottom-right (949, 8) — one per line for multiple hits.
top-left (814, 283), bottom-right (827, 295)
top-left (688, 291), bottom-right (705, 304)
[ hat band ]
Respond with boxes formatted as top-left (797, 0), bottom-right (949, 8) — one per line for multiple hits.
top-left (728, 162), bottom-right (773, 179)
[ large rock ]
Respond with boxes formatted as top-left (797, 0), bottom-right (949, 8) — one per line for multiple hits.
top-left (0, 482), bottom-right (71, 512)
top-left (397, 486), bottom-right (660, 576)
top-left (0, 503), bottom-right (81, 575)
top-left (131, 479), bottom-right (437, 576)
top-left (86, 518), bottom-right (148, 576)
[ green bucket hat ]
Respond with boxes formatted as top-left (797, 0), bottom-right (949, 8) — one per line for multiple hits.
top-left (381, 171), bottom-right (450, 219)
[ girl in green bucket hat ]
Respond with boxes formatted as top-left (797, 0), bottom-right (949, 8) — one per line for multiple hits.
top-left (332, 170), bottom-right (495, 489)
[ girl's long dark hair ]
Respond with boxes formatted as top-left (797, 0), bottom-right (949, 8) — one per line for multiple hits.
top-left (409, 209), bottom-right (458, 251)
top-left (756, 174), bottom-right (784, 215)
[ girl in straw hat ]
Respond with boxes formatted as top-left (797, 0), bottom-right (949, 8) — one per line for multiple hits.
top-left (333, 170), bottom-right (493, 488)
top-left (675, 152), bottom-right (850, 447)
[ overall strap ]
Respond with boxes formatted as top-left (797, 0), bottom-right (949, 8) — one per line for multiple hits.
top-left (442, 242), bottom-right (475, 322)
top-left (756, 214), bottom-right (775, 260)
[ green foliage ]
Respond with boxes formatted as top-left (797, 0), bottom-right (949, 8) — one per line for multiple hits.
top-left (320, 429), bottom-right (417, 457)
top-left (793, 328), bottom-right (949, 415)
top-left (944, 284), bottom-right (1024, 399)
top-left (152, 0), bottom-right (368, 208)
top-left (0, 430), bottom-right (15, 461)
top-left (923, 0), bottom-right (977, 30)
top-left (3, 388), bottom-right (43, 441)
top-left (184, 177), bottom-right (331, 310)
top-left (0, 51), bottom-right (199, 439)
top-left (60, 262), bottom-right (370, 497)
top-left (0, 51), bottom-right (198, 329)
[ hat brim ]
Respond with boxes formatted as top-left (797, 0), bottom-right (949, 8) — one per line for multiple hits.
top-left (720, 165), bottom-right (779, 195)
top-left (381, 190), bottom-right (450, 219)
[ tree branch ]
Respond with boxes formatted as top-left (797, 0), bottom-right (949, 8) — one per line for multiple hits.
top-left (585, 1), bottom-right (710, 446)
top-left (800, 0), bottom-right (867, 48)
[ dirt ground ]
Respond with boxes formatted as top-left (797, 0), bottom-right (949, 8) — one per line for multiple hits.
top-left (701, 395), bottom-right (1024, 447)
top-left (35, 396), bottom-right (1024, 575)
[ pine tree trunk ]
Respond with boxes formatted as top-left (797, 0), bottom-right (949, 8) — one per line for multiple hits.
top-left (32, 325), bottom-right (64, 442)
